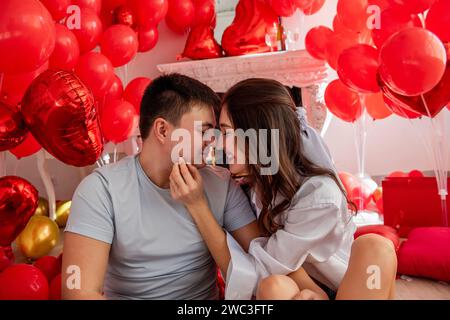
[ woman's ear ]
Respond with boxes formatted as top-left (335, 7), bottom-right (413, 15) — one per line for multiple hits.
top-left (153, 118), bottom-right (170, 144)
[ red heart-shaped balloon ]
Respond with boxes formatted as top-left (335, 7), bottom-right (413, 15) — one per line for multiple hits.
top-left (0, 101), bottom-right (28, 152)
top-left (380, 63), bottom-right (450, 118)
top-left (221, 0), bottom-right (278, 56)
top-left (21, 70), bottom-right (104, 167)
top-left (0, 176), bottom-right (38, 247)
top-left (181, 24), bottom-right (223, 60)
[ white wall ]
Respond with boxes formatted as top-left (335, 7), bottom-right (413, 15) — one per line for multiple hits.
top-left (6, 0), bottom-right (449, 201)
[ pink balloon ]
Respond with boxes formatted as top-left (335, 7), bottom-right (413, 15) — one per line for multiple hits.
top-left (49, 24), bottom-right (80, 71)
top-left (100, 25), bottom-right (138, 67)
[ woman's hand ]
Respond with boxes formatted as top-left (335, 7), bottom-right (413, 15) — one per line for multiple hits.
top-left (169, 158), bottom-right (207, 212)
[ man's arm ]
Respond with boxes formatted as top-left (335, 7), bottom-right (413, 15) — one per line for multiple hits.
top-left (62, 232), bottom-right (111, 300)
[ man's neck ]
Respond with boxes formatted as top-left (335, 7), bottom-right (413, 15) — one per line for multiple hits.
top-left (138, 143), bottom-right (172, 189)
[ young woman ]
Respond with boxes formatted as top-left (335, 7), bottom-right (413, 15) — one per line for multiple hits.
top-left (169, 79), bottom-right (397, 300)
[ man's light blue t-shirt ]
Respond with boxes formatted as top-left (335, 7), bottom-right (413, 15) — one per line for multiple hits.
top-left (65, 155), bottom-right (256, 300)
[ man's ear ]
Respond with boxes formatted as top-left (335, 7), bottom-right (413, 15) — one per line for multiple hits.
top-left (153, 118), bottom-right (170, 144)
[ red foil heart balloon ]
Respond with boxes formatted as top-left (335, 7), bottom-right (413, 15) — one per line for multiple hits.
top-left (380, 63), bottom-right (450, 118)
top-left (0, 176), bottom-right (38, 247)
top-left (0, 101), bottom-right (28, 151)
top-left (21, 70), bottom-right (104, 167)
top-left (181, 24), bottom-right (223, 60)
top-left (221, 0), bottom-right (278, 56)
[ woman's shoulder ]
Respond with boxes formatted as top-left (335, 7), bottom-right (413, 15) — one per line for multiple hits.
top-left (291, 175), bottom-right (345, 210)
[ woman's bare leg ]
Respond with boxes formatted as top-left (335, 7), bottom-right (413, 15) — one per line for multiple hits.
top-left (336, 234), bottom-right (397, 300)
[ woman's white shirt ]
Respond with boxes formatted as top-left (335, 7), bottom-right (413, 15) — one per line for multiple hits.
top-left (224, 175), bottom-right (356, 300)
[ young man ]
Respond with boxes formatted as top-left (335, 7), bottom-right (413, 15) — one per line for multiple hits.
top-left (62, 74), bottom-right (260, 300)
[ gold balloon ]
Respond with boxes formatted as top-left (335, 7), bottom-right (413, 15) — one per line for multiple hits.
top-left (55, 200), bottom-right (71, 228)
top-left (34, 197), bottom-right (49, 216)
top-left (16, 215), bottom-right (59, 260)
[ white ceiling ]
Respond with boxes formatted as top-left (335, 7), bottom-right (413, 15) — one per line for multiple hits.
top-left (216, 0), bottom-right (239, 13)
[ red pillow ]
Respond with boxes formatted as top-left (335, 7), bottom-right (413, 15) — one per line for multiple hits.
top-left (354, 225), bottom-right (401, 252)
top-left (398, 227), bottom-right (450, 282)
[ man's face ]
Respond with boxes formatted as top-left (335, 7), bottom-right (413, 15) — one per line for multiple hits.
top-left (168, 105), bottom-right (216, 169)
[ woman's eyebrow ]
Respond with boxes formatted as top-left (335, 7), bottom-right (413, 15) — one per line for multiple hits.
top-left (220, 123), bottom-right (232, 129)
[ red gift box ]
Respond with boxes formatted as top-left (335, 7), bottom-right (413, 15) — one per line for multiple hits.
top-left (382, 177), bottom-right (450, 238)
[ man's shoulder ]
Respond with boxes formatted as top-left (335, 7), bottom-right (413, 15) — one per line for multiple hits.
top-left (199, 165), bottom-right (232, 184)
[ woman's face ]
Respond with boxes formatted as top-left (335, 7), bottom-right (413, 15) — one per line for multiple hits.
top-left (218, 106), bottom-right (248, 177)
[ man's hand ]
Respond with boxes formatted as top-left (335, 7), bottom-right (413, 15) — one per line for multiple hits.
top-left (169, 158), bottom-right (207, 211)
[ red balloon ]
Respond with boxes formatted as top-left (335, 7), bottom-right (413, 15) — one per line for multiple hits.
top-left (99, 75), bottom-right (124, 115)
top-left (222, 0), bottom-right (278, 57)
top-left (387, 0), bottom-right (434, 14)
top-left (166, 0), bottom-right (195, 34)
top-left (383, 94), bottom-right (422, 119)
top-left (100, 25), bottom-right (139, 67)
top-left (338, 171), bottom-right (359, 194)
top-left (34, 256), bottom-right (60, 282)
top-left (372, 6), bottom-right (422, 49)
top-left (368, 0), bottom-right (391, 11)
top-left (379, 28), bottom-right (447, 96)
top-left (72, 0), bottom-right (102, 14)
top-left (192, 0), bottom-right (216, 27)
top-left (127, 0), bottom-right (169, 27)
top-left (305, 26), bottom-right (333, 60)
top-left (0, 176), bottom-right (38, 247)
top-left (337, 0), bottom-right (369, 32)
top-left (0, 0), bottom-right (55, 73)
top-left (325, 32), bottom-right (358, 70)
top-left (0, 246), bottom-right (14, 272)
top-left (75, 52), bottom-right (115, 98)
top-left (0, 102), bottom-right (27, 152)
top-left (364, 92), bottom-right (393, 120)
top-left (113, 5), bottom-right (137, 29)
top-left (300, 0), bottom-right (325, 15)
top-left (350, 184), bottom-right (373, 210)
top-left (101, 100), bottom-right (137, 143)
top-left (40, 0), bottom-right (71, 21)
top-left (0, 264), bottom-right (49, 300)
top-left (9, 133), bottom-right (42, 159)
top-left (138, 24), bottom-right (159, 53)
top-left (380, 63), bottom-right (450, 118)
top-left (181, 25), bottom-right (223, 60)
top-left (337, 44), bottom-right (380, 93)
top-left (49, 24), bottom-right (80, 71)
top-left (409, 169), bottom-right (424, 178)
top-left (1, 61), bottom-right (49, 106)
top-left (21, 70), bottom-right (104, 167)
top-left (268, 0), bottom-right (297, 17)
top-left (103, 0), bottom-right (127, 12)
top-left (426, 0), bottom-right (450, 44)
top-left (71, 8), bottom-right (103, 53)
top-left (49, 274), bottom-right (62, 300)
top-left (325, 79), bottom-right (364, 122)
top-left (123, 77), bottom-right (152, 113)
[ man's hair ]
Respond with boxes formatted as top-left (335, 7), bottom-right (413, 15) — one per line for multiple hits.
top-left (139, 73), bottom-right (220, 140)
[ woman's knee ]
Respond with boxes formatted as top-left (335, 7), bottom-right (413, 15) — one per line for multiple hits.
top-left (352, 234), bottom-right (397, 268)
top-left (256, 275), bottom-right (299, 300)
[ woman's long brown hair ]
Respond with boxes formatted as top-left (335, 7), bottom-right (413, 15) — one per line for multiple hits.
top-left (222, 78), bottom-right (356, 236)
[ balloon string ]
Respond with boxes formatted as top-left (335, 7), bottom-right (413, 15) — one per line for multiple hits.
top-left (0, 152), bottom-right (6, 177)
top-left (113, 145), bottom-right (118, 163)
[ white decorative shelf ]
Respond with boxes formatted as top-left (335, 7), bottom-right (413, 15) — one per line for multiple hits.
top-left (157, 50), bottom-right (330, 92)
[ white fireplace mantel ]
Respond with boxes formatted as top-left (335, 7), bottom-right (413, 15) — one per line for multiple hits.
top-left (157, 50), bottom-right (331, 93)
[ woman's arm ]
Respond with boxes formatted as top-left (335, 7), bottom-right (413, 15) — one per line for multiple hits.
top-left (169, 159), bottom-right (233, 277)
